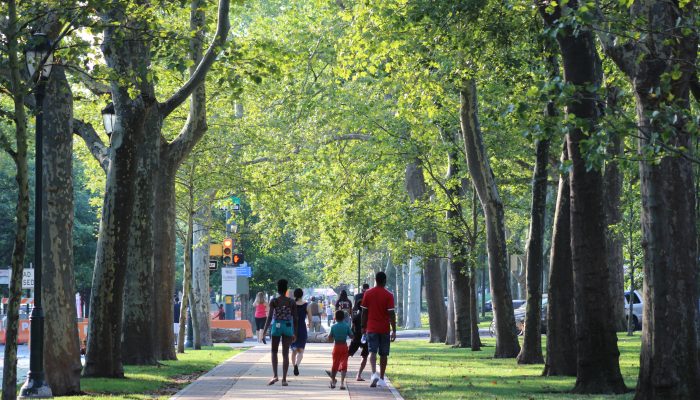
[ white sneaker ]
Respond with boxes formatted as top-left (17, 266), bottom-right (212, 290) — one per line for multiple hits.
top-left (370, 373), bottom-right (380, 387)
top-left (377, 379), bottom-right (386, 387)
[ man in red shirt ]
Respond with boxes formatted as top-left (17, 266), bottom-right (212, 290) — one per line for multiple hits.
top-left (361, 271), bottom-right (397, 388)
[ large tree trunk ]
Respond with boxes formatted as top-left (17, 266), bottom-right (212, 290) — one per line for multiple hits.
top-left (599, 0), bottom-right (700, 396)
top-left (517, 138), bottom-right (550, 364)
top-left (543, 144), bottom-right (577, 377)
top-left (192, 213), bottom-right (212, 346)
top-left (122, 108), bottom-right (160, 365)
top-left (633, 85), bottom-right (699, 400)
top-left (2, 3), bottom-right (30, 396)
top-left (603, 89), bottom-right (626, 333)
top-left (405, 159), bottom-right (447, 342)
top-left (552, 6), bottom-right (625, 391)
top-left (459, 79), bottom-right (520, 358)
top-left (42, 66), bottom-right (82, 394)
top-left (177, 208), bottom-right (195, 354)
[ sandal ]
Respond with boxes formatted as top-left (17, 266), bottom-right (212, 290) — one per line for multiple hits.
top-left (329, 380), bottom-right (336, 389)
top-left (340, 385), bottom-right (346, 390)
top-left (356, 377), bottom-right (365, 381)
top-left (268, 377), bottom-right (278, 385)
top-left (281, 381), bottom-right (288, 387)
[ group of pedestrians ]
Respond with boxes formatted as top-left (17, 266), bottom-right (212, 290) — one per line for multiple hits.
top-left (257, 272), bottom-right (397, 390)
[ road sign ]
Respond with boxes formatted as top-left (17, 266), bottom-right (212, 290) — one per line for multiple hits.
top-left (209, 260), bottom-right (218, 271)
top-left (231, 196), bottom-right (241, 205)
top-left (22, 269), bottom-right (34, 289)
top-left (222, 267), bottom-right (237, 294)
top-left (235, 263), bottom-right (252, 277)
top-left (232, 204), bottom-right (240, 212)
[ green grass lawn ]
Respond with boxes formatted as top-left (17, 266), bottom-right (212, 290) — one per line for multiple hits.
top-left (391, 334), bottom-right (640, 399)
top-left (63, 346), bottom-right (243, 400)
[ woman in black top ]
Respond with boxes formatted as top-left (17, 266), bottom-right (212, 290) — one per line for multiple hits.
top-left (263, 279), bottom-right (298, 386)
top-left (335, 290), bottom-right (353, 320)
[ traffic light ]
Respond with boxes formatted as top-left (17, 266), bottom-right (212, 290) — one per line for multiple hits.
top-left (222, 238), bottom-right (233, 265)
top-left (232, 253), bottom-right (244, 266)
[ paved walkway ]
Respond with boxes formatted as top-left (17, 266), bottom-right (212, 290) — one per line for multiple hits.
top-left (171, 343), bottom-right (403, 400)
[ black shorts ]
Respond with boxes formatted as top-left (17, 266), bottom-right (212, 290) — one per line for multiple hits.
top-left (255, 317), bottom-right (266, 330)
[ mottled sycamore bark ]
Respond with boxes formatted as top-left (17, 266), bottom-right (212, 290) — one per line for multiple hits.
top-left (459, 80), bottom-right (519, 358)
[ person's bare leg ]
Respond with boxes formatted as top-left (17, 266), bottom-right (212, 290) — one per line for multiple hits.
top-left (379, 355), bottom-right (388, 380)
top-left (340, 370), bottom-right (347, 389)
top-left (291, 349), bottom-right (297, 365)
top-left (269, 336), bottom-right (280, 385)
top-left (369, 352), bottom-right (377, 374)
top-left (356, 355), bottom-right (367, 380)
top-left (296, 349), bottom-right (304, 366)
top-left (281, 336), bottom-right (291, 385)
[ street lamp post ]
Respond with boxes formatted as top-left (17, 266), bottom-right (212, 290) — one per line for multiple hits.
top-left (20, 32), bottom-right (54, 399)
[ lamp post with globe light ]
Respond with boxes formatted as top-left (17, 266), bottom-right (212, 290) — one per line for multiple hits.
top-left (19, 32), bottom-right (54, 399)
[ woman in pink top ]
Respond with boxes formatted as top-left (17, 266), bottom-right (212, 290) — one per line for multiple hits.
top-left (254, 292), bottom-right (269, 344)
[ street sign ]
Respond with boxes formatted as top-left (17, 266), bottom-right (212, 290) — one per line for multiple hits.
top-left (222, 267), bottom-right (237, 294)
top-left (232, 204), bottom-right (240, 212)
top-left (0, 269), bottom-right (9, 285)
top-left (235, 263), bottom-right (252, 277)
top-left (231, 196), bottom-right (241, 205)
top-left (22, 269), bottom-right (34, 289)
top-left (209, 260), bottom-right (218, 271)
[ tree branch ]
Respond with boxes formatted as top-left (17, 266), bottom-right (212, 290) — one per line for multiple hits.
top-left (64, 63), bottom-right (111, 96)
top-left (159, 0), bottom-right (231, 118)
top-left (72, 119), bottom-right (109, 171)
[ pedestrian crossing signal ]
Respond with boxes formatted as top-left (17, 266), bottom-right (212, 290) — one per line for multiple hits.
top-left (232, 253), bottom-right (244, 266)
top-left (222, 238), bottom-right (233, 265)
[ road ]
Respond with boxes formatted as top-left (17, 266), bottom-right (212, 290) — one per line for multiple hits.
top-left (0, 344), bottom-right (30, 385)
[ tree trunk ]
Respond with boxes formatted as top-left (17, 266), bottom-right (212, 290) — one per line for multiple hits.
top-left (445, 270), bottom-right (455, 346)
top-left (459, 79), bottom-right (520, 358)
top-left (405, 255), bottom-right (422, 329)
top-left (121, 107), bottom-right (160, 365)
top-left (177, 210), bottom-right (194, 354)
top-left (633, 89), bottom-right (699, 400)
top-left (41, 66), bottom-right (82, 394)
top-left (192, 213), bottom-right (212, 346)
top-left (405, 159), bottom-right (447, 341)
top-left (152, 0), bottom-right (216, 358)
top-left (152, 167), bottom-right (178, 360)
top-left (603, 88), bottom-right (626, 333)
top-left (598, 0), bottom-right (700, 396)
top-left (402, 263), bottom-right (409, 326)
top-left (553, 11), bottom-right (625, 391)
top-left (395, 264), bottom-right (403, 326)
top-left (543, 144), bottom-right (576, 377)
top-left (2, 3), bottom-right (30, 396)
top-left (468, 266), bottom-right (482, 350)
top-left (517, 136), bottom-right (549, 364)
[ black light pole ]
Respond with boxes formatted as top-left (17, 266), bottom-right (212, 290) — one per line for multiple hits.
top-left (20, 32), bottom-right (53, 399)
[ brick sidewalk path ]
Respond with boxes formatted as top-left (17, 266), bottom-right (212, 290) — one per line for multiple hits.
top-left (171, 343), bottom-right (403, 400)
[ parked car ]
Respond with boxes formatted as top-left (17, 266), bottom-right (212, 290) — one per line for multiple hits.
top-left (488, 299), bottom-right (534, 336)
top-left (624, 290), bottom-right (643, 330)
top-left (513, 295), bottom-right (548, 335)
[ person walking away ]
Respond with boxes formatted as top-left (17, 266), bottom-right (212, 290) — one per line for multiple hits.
top-left (212, 303), bottom-right (225, 320)
top-left (253, 292), bottom-right (269, 344)
top-left (308, 296), bottom-right (322, 332)
top-left (328, 310), bottom-right (353, 389)
top-left (263, 279), bottom-right (298, 386)
top-left (349, 285), bottom-right (369, 381)
top-left (326, 301), bottom-right (334, 327)
top-left (336, 290), bottom-right (353, 320)
top-left (361, 271), bottom-right (396, 388)
top-left (291, 288), bottom-right (312, 376)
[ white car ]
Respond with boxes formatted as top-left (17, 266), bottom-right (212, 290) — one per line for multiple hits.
top-left (624, 290), bottom-right (643, 330)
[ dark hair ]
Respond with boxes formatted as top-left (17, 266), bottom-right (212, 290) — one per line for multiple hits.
top-left (311, 296), bottom-right (316, 302)
top-left (277, 279), bottom-right (288, 295)
top-left (376, 271), bottom-right (387, 286)
top-left (219, 303), bottom-right (223, 308)
top-left (294, 288), bottom-right (303, 300)
top-left (339, 289), bottom-right (349, 301)
top-left (335, 309), bottom-right (345, 321)
top-left (362, 283), bottom-right (370, 291)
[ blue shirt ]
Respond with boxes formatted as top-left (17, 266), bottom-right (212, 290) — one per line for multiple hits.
top-left (330, 321), bottom-right (353, 343)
